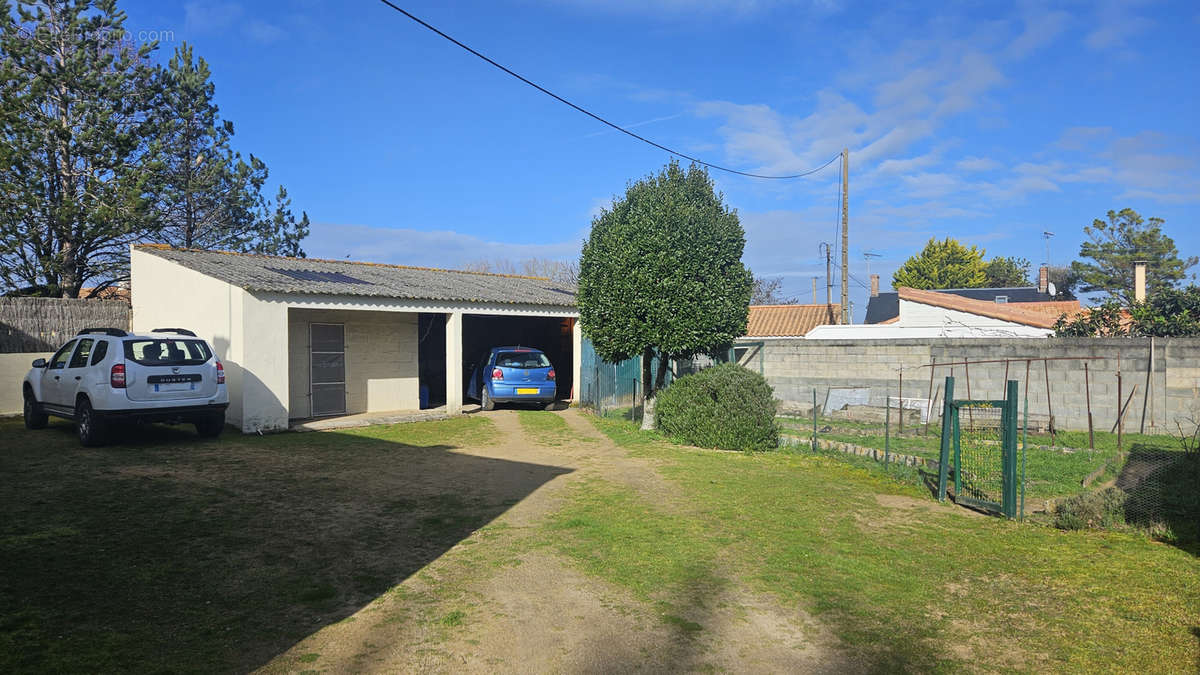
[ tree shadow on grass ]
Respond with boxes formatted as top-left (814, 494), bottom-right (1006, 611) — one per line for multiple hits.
top-left (0, 419), bottom-right (571, 673)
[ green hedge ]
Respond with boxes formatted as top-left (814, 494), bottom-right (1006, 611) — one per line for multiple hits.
top-left (655, 363), bottom-right (778, 451)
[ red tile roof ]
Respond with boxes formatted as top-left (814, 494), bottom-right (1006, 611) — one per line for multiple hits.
top-left (897, 287), bottom-right (1081, 329)
top-left (746, 304), bottom-right (840, 337)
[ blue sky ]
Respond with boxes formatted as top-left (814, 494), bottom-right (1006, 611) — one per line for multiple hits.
top-left (120, 0), bottom-right (1198, 319)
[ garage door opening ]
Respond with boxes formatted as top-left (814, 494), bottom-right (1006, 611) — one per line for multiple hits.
top-left (416, 313), bottom-right (576, 410)
top-left (462, 315), bottom-right (575, 403)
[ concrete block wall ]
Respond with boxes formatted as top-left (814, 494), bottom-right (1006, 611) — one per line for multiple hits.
top-left (287, 308), bottom-right (419, 419)
top-left (738, 337), bottom-right (1200, 434)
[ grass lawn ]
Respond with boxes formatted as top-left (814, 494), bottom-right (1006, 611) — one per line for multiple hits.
top-left (0, 414), bottom-right (567, 673)
top-left (779, 416), bottom-right (1186, 502)
top-left (3, 411), bottom-right (1197, 673)
top-left (549, 417), bottom-right (1200, 672)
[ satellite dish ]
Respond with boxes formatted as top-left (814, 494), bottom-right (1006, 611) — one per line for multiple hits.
top-left (1047, 282), bottom-right (1057, 297)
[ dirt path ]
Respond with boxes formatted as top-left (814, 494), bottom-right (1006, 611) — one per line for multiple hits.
top-left (261, 409), bottom-right (856, 673)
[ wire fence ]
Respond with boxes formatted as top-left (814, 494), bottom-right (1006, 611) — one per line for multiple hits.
top-left (778, 376), bottom-right (1200, 541)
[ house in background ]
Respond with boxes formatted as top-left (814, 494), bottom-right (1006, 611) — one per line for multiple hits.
top-left (863, 265), bottom-right (1070, 324)
top-left (130, 245), bottom-right (580, 433)
top-left (806, 286), bottom-right (1081, 339)
top-left (744, 303), bottom-right (841, 338)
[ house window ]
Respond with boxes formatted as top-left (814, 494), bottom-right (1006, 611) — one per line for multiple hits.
top-left (994, 296), bottom-right (1009, 303)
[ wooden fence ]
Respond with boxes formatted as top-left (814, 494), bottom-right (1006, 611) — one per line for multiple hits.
top-left (0, 297), bottom-right (131, 353)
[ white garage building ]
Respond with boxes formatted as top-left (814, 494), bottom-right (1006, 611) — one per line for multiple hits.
top-left (130, 244), bottom-right (581, 433)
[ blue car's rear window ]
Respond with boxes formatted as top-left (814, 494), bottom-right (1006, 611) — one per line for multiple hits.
top-left (495, 351), bottom-right (550, 369)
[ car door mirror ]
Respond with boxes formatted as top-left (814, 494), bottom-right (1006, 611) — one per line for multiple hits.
top-left (32, 358), bottom-right (47, 368)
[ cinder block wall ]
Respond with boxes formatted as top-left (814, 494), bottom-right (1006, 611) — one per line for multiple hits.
top-left (287, 308), bottom-right (419, 419)
top-left (736, 337), bottom-right (1200, 434)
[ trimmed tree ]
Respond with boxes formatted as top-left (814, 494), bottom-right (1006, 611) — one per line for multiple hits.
top-left (578, 161), bottom-right (752, 425)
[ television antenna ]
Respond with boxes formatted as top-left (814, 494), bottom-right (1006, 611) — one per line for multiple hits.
top-left (1042, 231), bottom-right (1054, 266)
top-left (862, 251), bottom-right (881, 279)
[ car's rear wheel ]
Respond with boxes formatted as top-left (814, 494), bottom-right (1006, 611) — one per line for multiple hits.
top-left (76, 398), bottom-right (107, 447)
top-left (481, 387), bottom-right (495, 411)
top-left (23, 391), bottom-right (48, 430)
top-left (195, 413), bottom-right (225, 438)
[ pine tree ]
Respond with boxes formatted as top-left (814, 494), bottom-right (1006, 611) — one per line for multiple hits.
top-left (151, 42), bottom-right (267, 252)
top-left (0, 0), bottom-right (162, 297)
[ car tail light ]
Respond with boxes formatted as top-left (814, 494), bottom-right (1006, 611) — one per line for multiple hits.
top-left (492, 368), bottom-right (504, 380)
top-left (216, 360), bottom-right (225, 384)
top-left (547, 368), bottom-right (556, 380)
top-left (110, 363), bottom-right (126, 388)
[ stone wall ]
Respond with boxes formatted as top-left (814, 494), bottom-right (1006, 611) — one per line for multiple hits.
top-left (736, 337), bottom-right (1200, 434)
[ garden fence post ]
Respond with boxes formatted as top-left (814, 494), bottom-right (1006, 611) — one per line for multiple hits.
top-left (937, 376), bottom-right (955, 502)
top-left (884, 392), bottom-right (891, 467)
top-left (811, 388), bottom-right (817, 452)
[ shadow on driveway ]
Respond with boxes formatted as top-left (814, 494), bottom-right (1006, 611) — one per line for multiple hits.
top-left (0, 418), bottom-right (570, 673)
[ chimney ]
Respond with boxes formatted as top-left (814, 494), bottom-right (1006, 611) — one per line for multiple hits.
top-left (1134, 261), bottom-right (1147, 303)
top-left (1038, 265), bottom-right (1049, 294)
top-left (870, 274), bottom-right (880, 298)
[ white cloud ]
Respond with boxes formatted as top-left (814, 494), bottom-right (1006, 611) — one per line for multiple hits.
top-left (956, 156), bottom-right (1000, 172)
top-left (1085, 1), bottom-right (1154, 52)
top-left (184, 1), bottom-right (286, 44)
top-left (304, 223), bottom-right (585, 269)
top-left (1006, 9), bottom-right (1070, 59)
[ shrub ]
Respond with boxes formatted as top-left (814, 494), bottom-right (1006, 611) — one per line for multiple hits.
top-left (1053, 488), bottom-right (1127, 531)
top-left (655, 363), bottom-right (778, 451)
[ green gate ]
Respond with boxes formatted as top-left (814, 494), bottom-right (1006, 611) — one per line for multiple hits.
top-left (937, 378), bottom-right (1020, 518)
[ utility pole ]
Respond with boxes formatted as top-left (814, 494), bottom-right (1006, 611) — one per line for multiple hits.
top-left (840, 148), bottom-right (850, 324)
top-left (819, 243), bottom-right (833, 308)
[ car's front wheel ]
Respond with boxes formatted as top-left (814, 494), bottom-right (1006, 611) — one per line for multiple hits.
top-left (75, 398), bottom-right (107, 447)
top-left (23, 391), bottom-right (48, 430)
top-left (194, 413), bottom-right (225, 438)
top-left (481, 387), bottom-right (495, 411)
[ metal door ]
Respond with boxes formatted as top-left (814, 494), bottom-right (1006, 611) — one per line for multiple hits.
top-left (310, 323), bottom-right (346, 417)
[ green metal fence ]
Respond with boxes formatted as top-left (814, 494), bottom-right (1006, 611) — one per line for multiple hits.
top-left (938, 377), bottom-right (1021, 518)
top-left (578, 339), bottom-right (733, 422)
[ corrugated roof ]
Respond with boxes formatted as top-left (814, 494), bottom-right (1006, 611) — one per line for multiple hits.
top-left (897, 287), bottom-right (1080, 328)
top-left (135, 245), bottom-right (577, 307)
top-left (746, 304), bottom-right (840, 337)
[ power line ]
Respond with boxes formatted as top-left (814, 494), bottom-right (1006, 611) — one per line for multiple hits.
top-left (375, 0), bottom-right (841, 180)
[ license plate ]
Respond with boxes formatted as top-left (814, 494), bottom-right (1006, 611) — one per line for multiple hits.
top-left (516, 388), bottom-right (538, 394)
top-left (154, 382), bottom-right (196, 392)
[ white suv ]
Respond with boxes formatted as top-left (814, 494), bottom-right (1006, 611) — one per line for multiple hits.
top-left (22, 328), bottom-right (229, 446)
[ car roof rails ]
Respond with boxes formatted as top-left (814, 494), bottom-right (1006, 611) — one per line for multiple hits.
top-left (77, 327), bottom-right (128, 337)
top-left (151, 328), bottom-right (197, 337)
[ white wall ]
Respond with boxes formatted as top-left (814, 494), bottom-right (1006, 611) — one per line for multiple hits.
top-left (287, 308), bottom-right (420, 419)
top-left (1, 352), bottom-right (51, 415)
top-left (896, 299), bottom-right (1050, 335)
top-left (130, 247), bottom-right (248, 424)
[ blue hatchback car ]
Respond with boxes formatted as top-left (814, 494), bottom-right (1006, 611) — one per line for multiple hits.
top-left (467, 346), bottom-right (557, 410)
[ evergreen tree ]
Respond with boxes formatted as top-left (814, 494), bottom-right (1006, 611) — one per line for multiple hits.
top-left (892, 238), bottom-right (987, 290)
top-left (0, 0), bottom-right (161, 297)
top-left (151, 42), bottom-right (268, 252)
top-left (578, 161), bottom-right (752, 404)
top-left (1070, 208), bottom-right (1196, 305)
top-left (984, 256), bottom-right (1031, 287)
top-left (250, 186), bottom-right (309, 258)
